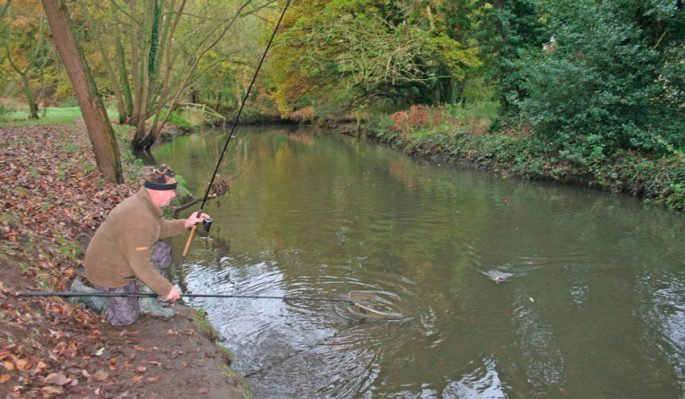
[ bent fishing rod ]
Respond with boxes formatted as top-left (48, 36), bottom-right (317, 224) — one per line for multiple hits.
top-left (16, 291), bottom-right (353, 304)
top-left (181, 0), bottom-right (291, 263)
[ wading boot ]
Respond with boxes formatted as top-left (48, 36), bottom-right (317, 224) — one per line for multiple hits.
top-left (138, 284), bottom-right (175, 319)
top-left (69, 279), bottom-right (107, 313)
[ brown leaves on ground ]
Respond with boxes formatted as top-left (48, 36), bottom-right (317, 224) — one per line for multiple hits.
top-left (0, 124), bottom-right (138, 398)
top-left (0, 124), bottom-right (247, 399)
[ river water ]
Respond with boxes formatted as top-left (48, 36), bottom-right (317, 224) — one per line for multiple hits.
top-left (152, 126), bottom-right (685, 398)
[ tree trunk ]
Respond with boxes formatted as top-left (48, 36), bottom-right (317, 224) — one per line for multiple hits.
top-left (189, 89), bottom-right (199, 104)
top-left (117, 38), bottom-right (133, 121)
top-left (0, 0), bottom-right (10, 19)
top-left (111, 0), bottom-right (133, 120)
top-left (214, 89), bottom-right (222, 111)
top-left (20, 73), bottom-right (39, 119)
top-left (5, 47), bottom-right (39, 119)
top-left (42, 0), bottom-right (124, 183)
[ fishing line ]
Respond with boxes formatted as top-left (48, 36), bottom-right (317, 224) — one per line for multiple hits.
top-left (16, 290), bottom-right (407, 320)
top-left (181, 0), bottom-right (292, 261)
top-left (16, 291), bottom-right (352, 304)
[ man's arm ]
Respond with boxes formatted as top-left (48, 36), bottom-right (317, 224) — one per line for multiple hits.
top-left (159, 219), bottom-right (186, 239)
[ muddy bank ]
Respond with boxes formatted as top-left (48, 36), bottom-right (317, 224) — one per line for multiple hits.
top-left (0, 124), bottom-right (251, 398)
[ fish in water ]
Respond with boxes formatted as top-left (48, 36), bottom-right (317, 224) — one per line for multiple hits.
top-left (481, 269), bottom-right (514, 284)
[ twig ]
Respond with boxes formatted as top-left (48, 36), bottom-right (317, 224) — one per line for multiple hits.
top-left (173, 194), bottom-right (217, 217)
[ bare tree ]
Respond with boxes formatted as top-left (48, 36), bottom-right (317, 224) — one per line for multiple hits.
top-left (81, 0), bottom-right (271, 151)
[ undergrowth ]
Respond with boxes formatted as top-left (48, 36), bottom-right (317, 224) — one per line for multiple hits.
top-left (367, 105), bottom-right (685, 211)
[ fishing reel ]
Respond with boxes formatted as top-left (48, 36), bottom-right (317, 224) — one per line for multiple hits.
top-left (202, 216), bottom-right (213, 233)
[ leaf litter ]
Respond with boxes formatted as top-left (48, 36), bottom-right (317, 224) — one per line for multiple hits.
top-left (0, 124), bottom-right (248, 398)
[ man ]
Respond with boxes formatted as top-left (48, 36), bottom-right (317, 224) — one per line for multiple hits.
top-left (76, 164), bottom-right (209, 326)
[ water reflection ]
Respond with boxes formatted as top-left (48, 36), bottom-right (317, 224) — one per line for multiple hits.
top-left (443, 357), bottom-right (508, 398)
top-left (154, 127), bottom-right (685, 398)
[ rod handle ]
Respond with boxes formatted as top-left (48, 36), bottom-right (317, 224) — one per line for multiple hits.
top-left (181, 223), bottom-right (197, 258)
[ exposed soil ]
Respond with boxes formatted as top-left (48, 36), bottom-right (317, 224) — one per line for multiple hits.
top-left (0, 124), bottom-right (250, 398)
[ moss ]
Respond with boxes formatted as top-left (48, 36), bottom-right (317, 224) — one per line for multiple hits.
top-left (223, 365), bottom-right (253, 399)
top-left (190, 307), bottom-right (221, 342)
top-left (216, 343), bottom-right (234, 365)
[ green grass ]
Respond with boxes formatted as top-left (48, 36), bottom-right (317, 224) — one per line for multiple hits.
top-left (444, 101), bottom-right (500, 121)
top-left (1, 106), bottom-right (118, 127)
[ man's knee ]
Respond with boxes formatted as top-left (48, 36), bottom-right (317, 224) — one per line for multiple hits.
top-left (104, 302), bottom-right (139, 326)
top-left (151, 241), bottom-right (172, 270)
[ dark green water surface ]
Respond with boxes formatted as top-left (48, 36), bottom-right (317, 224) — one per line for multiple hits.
top-left (152, 127), bottom-right (685, 398)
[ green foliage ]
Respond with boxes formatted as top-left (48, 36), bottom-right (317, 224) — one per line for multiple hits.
top-left (269, 0), bottom-right (486, 117)
top-left (165, 109), bottom-right (193, 130)
top-left (0, 103), bottom-right (9, 123)
top-left (479, 0), bottom-right (548, 111)
top-left (514, 0), bottom-right (685, 157)
top-left (174, 174), bottom-right (193, 202)
top-left (369, 104), bottom-right (685, 210)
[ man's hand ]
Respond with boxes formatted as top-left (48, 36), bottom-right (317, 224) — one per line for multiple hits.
top-left (184, 212), bottom-right (211, 229)
top-left (166, 286), bottom-right (182, 301)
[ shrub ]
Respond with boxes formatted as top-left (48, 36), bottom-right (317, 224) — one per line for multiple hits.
top-left (514, 0), bottom-right (685, 157)
top-left (390, 105), bottom-right (430, 138)
top-left (289, 106), bottom-right (315, 123)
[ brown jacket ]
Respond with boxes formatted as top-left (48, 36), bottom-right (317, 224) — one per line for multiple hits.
top-left (84, 187), bottom-right (186, 296)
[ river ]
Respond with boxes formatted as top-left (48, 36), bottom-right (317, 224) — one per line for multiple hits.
top-left (152, 126), bottom-right (685, 398)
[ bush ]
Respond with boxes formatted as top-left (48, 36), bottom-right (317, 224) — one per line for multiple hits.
top-left (514, 0), bottom-right (685, 157)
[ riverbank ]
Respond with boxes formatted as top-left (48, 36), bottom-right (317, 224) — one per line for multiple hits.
top-left (365, 106), bottom-right (685, 211)
top-left (0, 123), bottom-right (251, 398)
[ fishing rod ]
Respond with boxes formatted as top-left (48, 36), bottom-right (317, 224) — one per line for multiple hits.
top-left (181, 0), bottom-right (292, 263)
top-left (16, 291), bottom-right (353, 304)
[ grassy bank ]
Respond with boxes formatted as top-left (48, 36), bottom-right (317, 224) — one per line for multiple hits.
top-left (366, 104), bottom-right (685, 211)
top-left (0, 107), bottom-right (122, 127)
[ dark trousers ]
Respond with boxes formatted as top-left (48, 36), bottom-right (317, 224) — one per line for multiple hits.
top-left (97, 280), bottom-right (138, 326)
top-left (96, 241), bottom-right (172, 326)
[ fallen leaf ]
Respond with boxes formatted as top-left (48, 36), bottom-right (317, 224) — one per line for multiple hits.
top-left (0, 374), bottom-right (10, 384)
top-left (30, 360), bottom-right (47, 375)
top-left (146, 376), bottom-right (160, 383)
top-left (12, 357), bottom-right (28, 370)
top-left (166, 329), bottom-right (178, 336)
top-left (93, 370), bottom-right (109, 382)
top-left (41, 385), bottom-right (65, 396)
top-left (43, 372), bottom-right (69, 386)
top-left (136, 366), bottom-right (147, 373)
top-left (147, 361), bottom-right (162, 368)
top-left (2, 361), bottom-right (15, 371)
